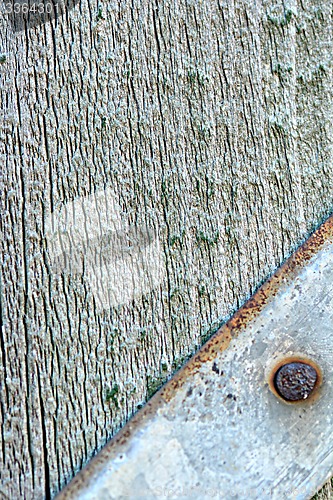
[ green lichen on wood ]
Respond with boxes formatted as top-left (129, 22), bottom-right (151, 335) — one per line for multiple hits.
top-left (146, 375), bottom-right (165, 399)
top-left (196, 230), bottom-right (220, 246)
top-left (96, 7), bottom-right (104, 20)
top-left (272, 63), bottom-right (293, 77)
top-left (268, 9), bottom-right (293, 28)
top-left (172, 354), bottom-right (188, 372)
top-left (105, 385), bottom-right (119, 408)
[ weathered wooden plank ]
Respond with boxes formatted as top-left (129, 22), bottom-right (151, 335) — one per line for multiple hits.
top-left (0, 0), bottom-right (332, 498)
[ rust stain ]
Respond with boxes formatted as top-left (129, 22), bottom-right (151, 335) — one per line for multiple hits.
top-left (57, 213), bottom-right (333, 499)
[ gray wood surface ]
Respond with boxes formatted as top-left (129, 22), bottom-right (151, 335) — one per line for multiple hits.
top-left (0, 0), bottom-right (332, 498)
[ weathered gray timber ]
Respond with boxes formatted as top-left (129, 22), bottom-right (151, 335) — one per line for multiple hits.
top-left (0, 0), bottom-right (332, 498)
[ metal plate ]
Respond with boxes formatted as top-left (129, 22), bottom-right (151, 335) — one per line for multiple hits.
top-left (58, 215), bottom-right (333, 500)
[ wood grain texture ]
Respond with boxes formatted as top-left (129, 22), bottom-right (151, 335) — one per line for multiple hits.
top-left (0, 0), bottom-right (332, 498)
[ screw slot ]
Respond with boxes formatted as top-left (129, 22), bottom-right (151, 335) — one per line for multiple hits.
top-left (268, 356), bottom-right (322, 404)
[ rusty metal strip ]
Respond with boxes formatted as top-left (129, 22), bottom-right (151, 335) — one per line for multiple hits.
top-left (58, 214), bottom-right (333, 500)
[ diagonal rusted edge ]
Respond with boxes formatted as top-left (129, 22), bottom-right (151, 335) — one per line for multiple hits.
top-left (57, 212), bottom-right (333, 499)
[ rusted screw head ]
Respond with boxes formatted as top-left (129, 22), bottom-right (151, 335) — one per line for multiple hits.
top-left (274, 362), bottom-right (318, 401)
